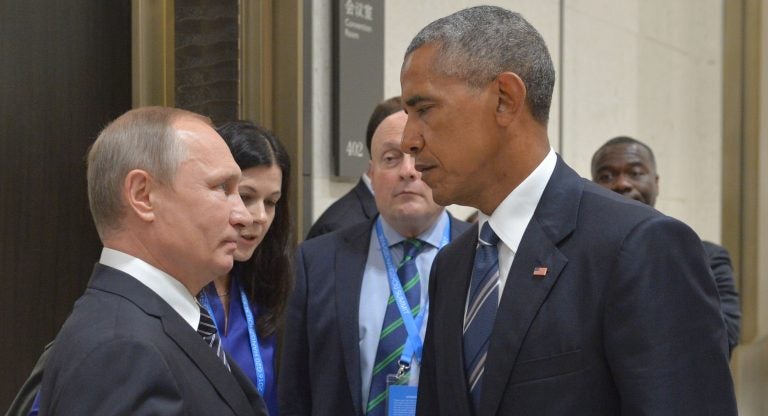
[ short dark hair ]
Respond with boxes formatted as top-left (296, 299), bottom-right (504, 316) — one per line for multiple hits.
top-left (404, 6), bottom-right (555, 125)
top-left (365, 96), bottom-right (403, 158)
top-left (591, 136), bottom-right (657, 172)
top-left (216, 120), bottom-right (292, 338)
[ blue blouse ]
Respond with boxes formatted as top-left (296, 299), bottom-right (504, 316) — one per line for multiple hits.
top-left (203, 275), bottom-right (278, 416)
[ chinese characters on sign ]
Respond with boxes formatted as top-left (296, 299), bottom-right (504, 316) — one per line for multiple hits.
top-left (334, 0), bottom-right (384, 177)
top-left (345, 0), bottom-right (373, 21)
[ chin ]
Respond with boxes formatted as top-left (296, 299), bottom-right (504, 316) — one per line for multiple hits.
top-left (234, 247), bottom-right (257, 262)
top-left (431, 192), bottom-right (454, 207)
top-left (212, 258), bottom-right (235, 277)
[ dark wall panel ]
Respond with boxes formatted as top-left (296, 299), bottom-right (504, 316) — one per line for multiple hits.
top-left (0, 0), bottom-right (131, 408)
top-left (175, 0), bottom-right (239, 124)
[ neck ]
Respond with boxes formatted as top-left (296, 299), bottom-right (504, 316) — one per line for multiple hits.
top-left (213, 274), bottom-right (231, 295)
top-left (476, 134), bottom-right (550, 215)
top-left (385, 210), bottom-right (443, 239)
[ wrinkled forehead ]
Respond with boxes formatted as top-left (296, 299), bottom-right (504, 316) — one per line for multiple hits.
top-left (596, 143), bottom-right (655, 169)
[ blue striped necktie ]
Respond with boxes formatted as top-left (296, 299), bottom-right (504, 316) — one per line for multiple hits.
top-left (367, 239), bottom-right (424, 416)
top-left (196, 299), bottom-right (231, 371)
top-left (463, 222), bottom-right (500, 414)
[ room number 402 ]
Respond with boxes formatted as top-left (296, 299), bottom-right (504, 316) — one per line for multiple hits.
top-left (346, 140), bottom-right (365, 158)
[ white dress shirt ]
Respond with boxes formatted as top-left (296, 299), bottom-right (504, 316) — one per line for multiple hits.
top-left (99, 247), bottom-right (200, 330)
top-left (358, 211), bottom-right (450, 407)
top-left (476, 148), bottom-right (557, 302)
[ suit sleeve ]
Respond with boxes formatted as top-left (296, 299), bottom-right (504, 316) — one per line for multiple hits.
top-left (703, 242), bottom-right (741, 355)
top-left (604, 216), bottom-right (737, 415)
top-left (6, 341), bottom-right (52, 416)
top-left (42, 339), bottom-right (184, 415)
top-left (278, 246), bottom-right (312, 415)
top-left (415, 259), bottom-right (439, 416)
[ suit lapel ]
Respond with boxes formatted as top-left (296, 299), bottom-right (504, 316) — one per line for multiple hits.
top-left (480, 157), bottom-right (582, 415)
top-left (480, 219), bottom-right (568, 415)
top-left (335, 221), bottom-right (374, 416)
top-left (162, 316), bottom-right (258, 415)
top-left (436, 226), bottom-right (477, 415)
top-left (90, 265), bottom-right (258, 416)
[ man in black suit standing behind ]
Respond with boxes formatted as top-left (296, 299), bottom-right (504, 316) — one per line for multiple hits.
top-left (39, 107), bottom-right (267, 415)
top-left (399, 6), bottom-right (736, 415)
top-left (280, 104), bottom-right (470, 416)
top-left (591, 135), bottom-right (741, 355)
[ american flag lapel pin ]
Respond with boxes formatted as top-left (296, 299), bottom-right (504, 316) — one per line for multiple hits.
top-left (533, 266), bottom-right (548, 278)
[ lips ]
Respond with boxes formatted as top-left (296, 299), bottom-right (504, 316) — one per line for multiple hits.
top-left (239, 234), bottom-right (258, 244)
top-left (222, 238), bottom-right (239, 251)
top-left (396, 190), bottom-right (421, 199)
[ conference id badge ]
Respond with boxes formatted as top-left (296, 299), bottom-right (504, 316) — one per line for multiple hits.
top-left (385, 373), bottom-right (417, 416)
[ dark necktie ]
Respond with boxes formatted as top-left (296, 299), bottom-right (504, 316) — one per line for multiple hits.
top-left (367, 239), bottom-right (425, 416)
top-left (196, 299), bottom-right (231, 371)
top-left (463, 222), bottom-right (500, 414)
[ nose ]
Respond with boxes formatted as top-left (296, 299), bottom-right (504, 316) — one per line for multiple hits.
top-left (399, 154), bottom-right (419, 180)
top-left (251, 200), bottom-right (269, 224)
top-left (610, 174), bottom-right (634, 195)
top-left (400, 115), bottom-right (423, 156)
top-left (230, 194), bottom-right (253, 228)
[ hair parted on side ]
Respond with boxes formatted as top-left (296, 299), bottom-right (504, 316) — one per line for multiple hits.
top-left (216, 120), bottom-right (293, 338)
top-left (87, 106), bottom-right (211, 240)
top-left (365, 96), bottom-right (403, 158)
top-left (404, 5), bottom-right (555, 124)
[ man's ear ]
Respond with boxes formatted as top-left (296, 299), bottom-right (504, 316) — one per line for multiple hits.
top-left (495, 72), bottom-right (527, 126)
top-left (124, 169), bottom-right (156, 222)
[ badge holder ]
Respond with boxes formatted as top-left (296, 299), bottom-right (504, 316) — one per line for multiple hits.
top-left (384, 361), bottom-right (418, 416)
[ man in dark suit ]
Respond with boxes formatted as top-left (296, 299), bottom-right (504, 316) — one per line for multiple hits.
top-left (591, 136), bottom-right (741, 354)
top-left (399, 6), bottom-right (736, 415)
top-left (280, 106), bottom-right (470, 416)
top-left (305, 97), bottom-right (403, 239)
top-left (39, 107), bottom-right (267, 415)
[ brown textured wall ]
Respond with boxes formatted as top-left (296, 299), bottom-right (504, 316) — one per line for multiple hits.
top-left (175, 0), bottom-right (239, 124)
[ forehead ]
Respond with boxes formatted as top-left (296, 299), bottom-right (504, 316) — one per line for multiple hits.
top-left (401, 44), bottom-right (479, 107)
top-left (595, 143), bottom-right (654, 168)
top-left (371, 111), bottom-right (406, 152)
top-left (242, 164), bottom-right (283, 185)
top-left (174, 117), bottom-right (237, 171)
top-left (401, 45), bottom-right (447, 95)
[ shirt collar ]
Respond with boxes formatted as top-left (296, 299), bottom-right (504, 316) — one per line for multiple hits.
top-left (379, 210), bottom-right (449, 249)
top-left (483, 148), bottom-right (557, 253)
top-left (362, 172), bottom-right (374, 194)
top-left (99, 247), bottom-right (200, 330)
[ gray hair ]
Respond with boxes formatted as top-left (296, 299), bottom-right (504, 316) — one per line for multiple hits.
top-left (404, 6), bottom-right (555, 124)
top-left (87, 106), bottom-right (211, 239)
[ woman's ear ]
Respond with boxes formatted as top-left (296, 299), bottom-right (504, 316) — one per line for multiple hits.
top-left (124, 169), bottom-right (156, 222)
top-left (495, 72), bottom-right (527, 126)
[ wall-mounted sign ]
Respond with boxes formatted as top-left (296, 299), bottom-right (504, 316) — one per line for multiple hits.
top-left (333, 0), bottom-right (384, 178)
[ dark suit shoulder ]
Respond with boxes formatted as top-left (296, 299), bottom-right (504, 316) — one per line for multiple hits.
top-left (43, 335), bottom-right (184, 415)
top-left (299, 219), bottom-right (373, 259)
top-left (448, 215), bottom-right (472, 236)
top-left (701, 240), bottom-right (740, 353)
top-left (306, 180), bottom-right (377, 239)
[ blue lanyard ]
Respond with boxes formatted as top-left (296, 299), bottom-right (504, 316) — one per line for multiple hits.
top-left (375, 217), bottom-right (451, 372)
top-left (200, 283), bottom-right (266, 395)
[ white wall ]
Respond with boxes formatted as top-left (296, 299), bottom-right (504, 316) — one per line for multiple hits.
top-left (561, 0), bottom-right (723, 242)
top-left (309, 0), bottom-right (723, 242)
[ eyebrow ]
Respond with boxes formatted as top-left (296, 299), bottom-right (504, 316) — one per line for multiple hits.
top-left (404, 95), bottom-right (430, 107)
top-left (239, 183), bottom-right (281, 194)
